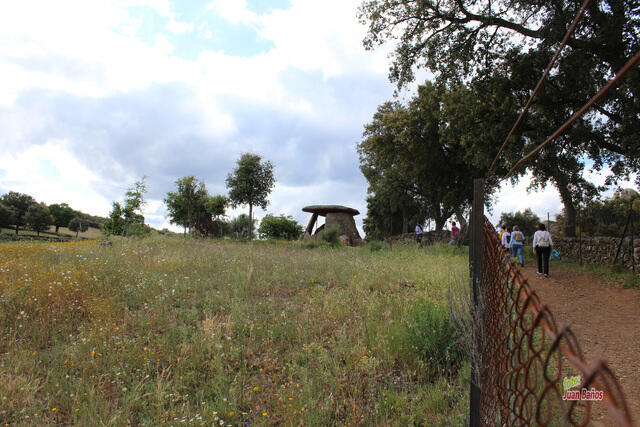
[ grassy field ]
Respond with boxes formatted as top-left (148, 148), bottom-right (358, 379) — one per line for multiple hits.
top-left (0, 237), bottom-right (469, 426)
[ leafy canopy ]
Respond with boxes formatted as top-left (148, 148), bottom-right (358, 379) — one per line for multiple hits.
top-left (258, 214), bottom-right (303, 240)
top-left (164, 176), bottom-right (208, 233)
top-left (24, 203), bottom-right (53, 236)
top-left (359, 0), bottom-right (640, 185)
top-left (0, 203), bottom-right (16, 228)
top-left (68, 216), bottom-right (89, 237)
top-left (103, 178), bottom-right (148, 236)
top-left (359, 80), bottom-right (515, 233)
top-left (226, 153), bottom-right (275, 211)
top-left (49, 203), bottom-right (76, 231)
top-left (499, 208), bottom-right (541, 238)
top-left (0, 191), bottom-right (36, 229)
top-left (226, 153), bottom-right (275, 239)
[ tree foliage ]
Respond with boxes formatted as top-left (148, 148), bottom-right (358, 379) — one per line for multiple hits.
top-left (103, 178), bottom-right (148, 236)
top-left (68, 216), bottom-right (89, 238)
top-left (359, 80), bottom-right (517, 236)
top-left (226, 153), bottom-right (275, 240)
top-left (102, 202), bottom-right (125, 236)
top-left (24, 203), bottom-right (53, 236)
top-left (229, 214), bottom-right (257, 239)
top-left (557, 188), bottom-right (640, 237)
top-left (123, 178), bottom-right (148, 227)
top-left (164, 176), bottom-right (230, 237)
top-left (49, 203), bottom-right (76, 233)
top-left (0, 202), bottom-right (16, 229)
top-left (258, 214), bottom-right (303, 240)
top-left (499, 208), bottom-right (541, 238)
top-left (0, 191), bottom-right (36, 234)
top-left (359, 0), bottom-right (640, 236)
top-left (164, 176), bottom-right (208, 234)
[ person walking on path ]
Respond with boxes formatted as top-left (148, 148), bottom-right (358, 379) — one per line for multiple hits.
top-left (449, 221), bottom-right (460, 246)
top-left (499, 224), bottom-right (507, 241)
top-left (510, 225), bottom-right (526, 267)
top-left (533, 223), bottom-right (553, 278)
top-left (501, 227), bottom-right (511, 252)
top-left (415, 223), bottom-right (424, 245)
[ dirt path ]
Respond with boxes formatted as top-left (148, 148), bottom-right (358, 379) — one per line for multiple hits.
top-left (519, 263), bottom-right (640, 425)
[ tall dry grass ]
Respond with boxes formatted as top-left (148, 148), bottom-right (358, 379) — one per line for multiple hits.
top-left (0, 237), bottom-right (469, 426)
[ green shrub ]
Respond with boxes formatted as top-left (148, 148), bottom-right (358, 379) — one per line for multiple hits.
top-left (126, 222), bottom-right (151, 237)
top-left (302, 241), bottom-right (332, 250)
top-left (319, 226), bottom-right (341, 246)
top-left (258, 214), bottom-right (303, 240)
top-left (403, 298), bottom-right (463, 376)
top-left (363, 240), bottom-right (386, 252)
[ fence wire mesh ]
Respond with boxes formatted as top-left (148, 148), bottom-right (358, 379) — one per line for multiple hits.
top-left (476, 216), bottom-right (634, 426)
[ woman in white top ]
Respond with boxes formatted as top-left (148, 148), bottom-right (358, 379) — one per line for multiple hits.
top-left (501, 227), bottom-right (511, 251)
top-left (532, 223), bottom-right (553, 278)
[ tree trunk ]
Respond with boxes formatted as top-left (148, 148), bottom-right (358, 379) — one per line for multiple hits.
top-left (455, 210), bottom-right (468, 230)
top-left (15, 224), bottom-right (18, 235)
top-left (55, 225), bottom-right (60, 233)
top-left (76, 230), bottom-right (79, 238)
top-left (249, 204), bottom-right (253, 240)
top-left (554, 176), bottom-right (577, 237)
top-left (402, 208), bottom-right (408, 235)
top-left (562, 202), bottom-right (577, 237)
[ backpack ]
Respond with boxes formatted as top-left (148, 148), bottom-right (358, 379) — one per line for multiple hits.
top-left (538, 232), bottom-right (551, 247)
top-left (514, 232), bottom-right (523, 243)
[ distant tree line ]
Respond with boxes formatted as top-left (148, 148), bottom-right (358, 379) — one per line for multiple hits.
top-left (1, 153), bottom-right (304, 242)
top-left (0, 191), bottom-right (105, 237)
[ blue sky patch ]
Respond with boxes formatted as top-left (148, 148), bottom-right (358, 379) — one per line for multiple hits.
top-left (126, 1), bottom-right (290, 59)
top-left (38, 159), bottom-right (60, 180)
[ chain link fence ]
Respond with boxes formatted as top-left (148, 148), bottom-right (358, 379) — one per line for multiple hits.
top-left (473, 216), bottom-right (633, 426)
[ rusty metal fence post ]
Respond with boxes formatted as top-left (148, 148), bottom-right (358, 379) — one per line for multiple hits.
top-left (469, 178), bottom-right (485, 427)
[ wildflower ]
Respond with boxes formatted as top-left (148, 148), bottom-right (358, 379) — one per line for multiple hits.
top-left (52, 408), bottom-right (57, 412)
top-left (253, 386), bottom-right (259, 392)
top-left (229, 411), bottom-right (234, 416)
top-left (262, 412), bottom-right (267, 417)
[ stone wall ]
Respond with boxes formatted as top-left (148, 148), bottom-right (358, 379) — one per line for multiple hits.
top-left (387, 230), bottom-right (451, 245)
top-left (551, 236), bottom-right (640, 273)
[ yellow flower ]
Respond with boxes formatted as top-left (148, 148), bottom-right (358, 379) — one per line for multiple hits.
top-left (253, 386), bottom-right (259, 392)
top-left (262, 412), bottom-right (267, 417)
top-left (288, 397), bottom-right (293, 401)
top-left (52, 408), bottom-right (57, 412)
top-left (229, 411), bottom-right (234, 416)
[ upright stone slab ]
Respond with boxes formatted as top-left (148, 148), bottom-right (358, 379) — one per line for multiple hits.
top-left (302, 205), bottom-right (363, 246)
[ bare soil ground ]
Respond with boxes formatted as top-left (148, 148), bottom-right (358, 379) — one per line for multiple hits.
top-left (520, 262), bottom-right (640, 426)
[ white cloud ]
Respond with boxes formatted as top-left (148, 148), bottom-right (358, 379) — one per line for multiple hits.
top-left (0, 140), bottom-right (112, 216)
top-left (11, 0), bottom-right (626, 239)
top-left (207, 0), bottom-right (258, 25)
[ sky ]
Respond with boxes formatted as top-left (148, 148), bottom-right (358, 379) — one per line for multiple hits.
top-left (0, 0), bottom-right (636, 234)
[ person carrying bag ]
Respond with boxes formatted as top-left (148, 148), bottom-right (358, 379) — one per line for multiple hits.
top-left (533, 223), bottom-right (553, 278)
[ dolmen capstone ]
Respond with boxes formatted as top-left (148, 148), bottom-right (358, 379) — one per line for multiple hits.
top-left (302, 205), bottom-right (364, 246)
